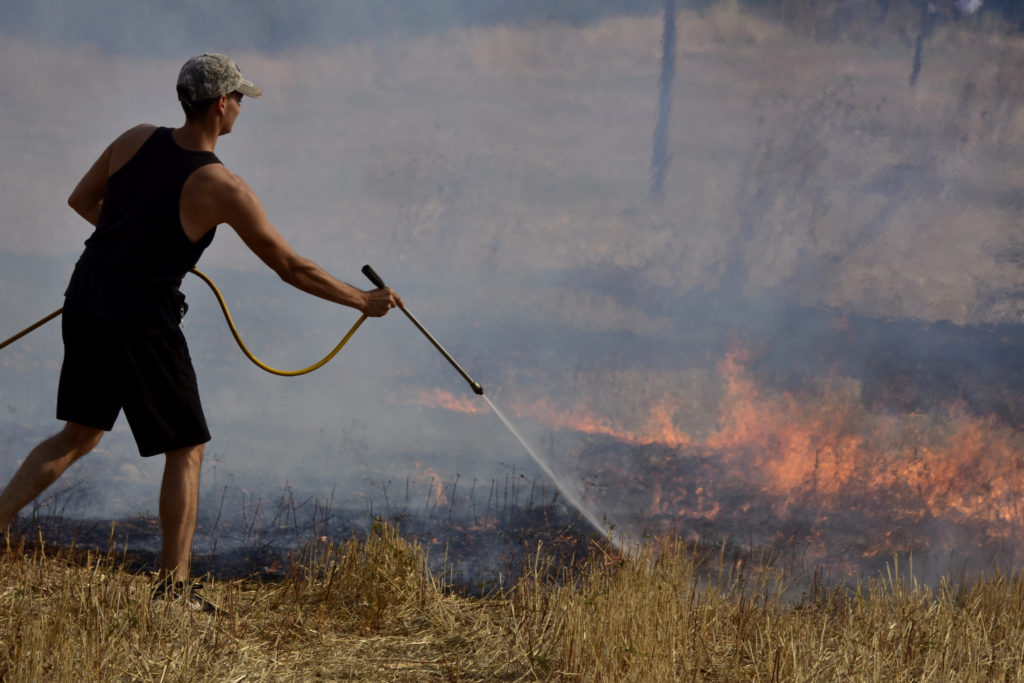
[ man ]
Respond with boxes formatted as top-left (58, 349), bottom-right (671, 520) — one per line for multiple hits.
top-left (0, 54), bottom-right (401, 608)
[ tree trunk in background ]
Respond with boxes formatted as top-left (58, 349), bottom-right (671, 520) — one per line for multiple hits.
top-left (650, 0), bottom-right (676, 199)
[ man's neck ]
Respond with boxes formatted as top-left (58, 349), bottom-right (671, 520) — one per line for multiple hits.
top-left (172, 122), bottom-right (219, 153)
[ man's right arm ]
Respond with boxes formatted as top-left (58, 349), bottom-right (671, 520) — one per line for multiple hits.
top-left (181, 165), bottom-right (401, 317)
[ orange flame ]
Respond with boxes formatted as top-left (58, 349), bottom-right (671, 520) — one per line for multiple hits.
top-left (414, 388), bottom-right (489, 415)
top-left (510, 397), bottom-right (692, 449)
top-left (412, 460), bottom-right (448, 507)
top-left (411, 348), bottom-right (1024, 565)
top-left (701, 350), bottom-right (1024, 528)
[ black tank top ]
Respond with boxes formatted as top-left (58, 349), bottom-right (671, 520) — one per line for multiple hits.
top-left (64, 127), bottom-right (220, 333)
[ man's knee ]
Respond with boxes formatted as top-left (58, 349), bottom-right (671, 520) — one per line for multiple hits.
top-left (59, 422), bottom-right (104, 455)
top-left (165, 443), bottom-right (204, 469)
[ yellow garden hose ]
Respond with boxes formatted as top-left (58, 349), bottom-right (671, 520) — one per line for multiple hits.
top-left (0, 268), bottom-right (367, 377)
top-left (189, 268), bottom-right (367, 376)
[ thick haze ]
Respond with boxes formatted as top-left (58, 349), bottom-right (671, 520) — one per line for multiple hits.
top-left (1, 1), bottom-right (1023, 559)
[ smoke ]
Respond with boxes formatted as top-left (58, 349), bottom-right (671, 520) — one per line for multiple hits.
top-left (0, 1), bottom-right (664, 56)
top-left (1, 3), bottom-right (1023, 578)
top-left (956, 0), bottom-right (983, 15)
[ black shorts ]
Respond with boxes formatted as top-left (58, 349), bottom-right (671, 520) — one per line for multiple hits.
top-left (56, 308), bottom-right (210, 457)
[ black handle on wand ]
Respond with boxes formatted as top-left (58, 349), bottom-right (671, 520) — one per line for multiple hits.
top-left (362, 265), bottom-right (484, 395)
top-left (362, 264), bottom-right (386, 290)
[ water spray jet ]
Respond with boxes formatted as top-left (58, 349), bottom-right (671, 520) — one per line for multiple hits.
top-left (481, 394), bottom-right (618, 547)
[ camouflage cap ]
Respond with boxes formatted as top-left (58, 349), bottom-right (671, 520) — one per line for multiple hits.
top-left (176, 53), bottom-right (262, 104)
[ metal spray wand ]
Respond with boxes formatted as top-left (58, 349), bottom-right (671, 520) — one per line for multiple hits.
top-left (362, 264), bottom-right (484, 395)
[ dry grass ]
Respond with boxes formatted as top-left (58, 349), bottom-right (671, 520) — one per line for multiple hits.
top-left (1, 526), bottom-right (1024, 681)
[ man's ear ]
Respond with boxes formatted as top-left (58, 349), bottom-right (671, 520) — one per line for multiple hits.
top-left (215, 93), bottom-right (229, 115)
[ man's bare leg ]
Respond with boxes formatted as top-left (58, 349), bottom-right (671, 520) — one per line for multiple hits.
top-left (0, 422), bottom-right (104, 530)
top-left (158, 443), bottom-right (204, 583)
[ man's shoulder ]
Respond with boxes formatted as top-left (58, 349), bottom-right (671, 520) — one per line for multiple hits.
top-left (182, 163), bottom-right (255, 216)
top-left (113, 124), bottom-right (158, 150)
top-left (187, 160), bottom-right (244, 191)
top-left (181, 161), bottom-right (261, 229)
top-left (121, 123), bottom-right (158, 137)
top-left (107, 124), bottom-right (159, 174)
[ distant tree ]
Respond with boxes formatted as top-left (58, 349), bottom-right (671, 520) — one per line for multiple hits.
top-left (909, 0), bottom-right (984, 87)
top-left (651, 0), bottom-right (677, 200)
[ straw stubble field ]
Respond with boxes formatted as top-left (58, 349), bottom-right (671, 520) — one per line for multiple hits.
top-left (1, 524), bottom-right (1024, 681)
